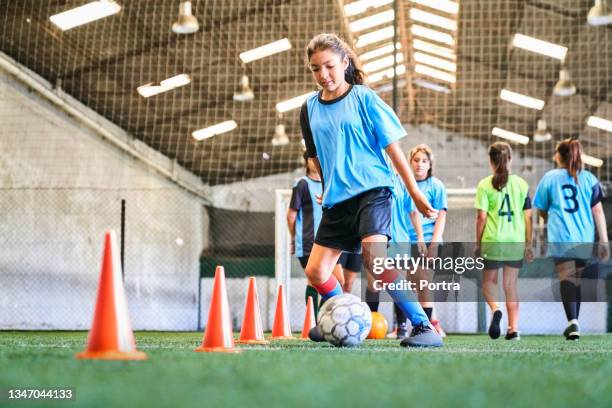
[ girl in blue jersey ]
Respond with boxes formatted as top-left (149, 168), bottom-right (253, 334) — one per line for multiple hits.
top-left (533, 138), bottom-right (609, 340)
top-left (407, 144), bottom-right (448, 337)
top-left (301, 33), bottom-right (442, 347)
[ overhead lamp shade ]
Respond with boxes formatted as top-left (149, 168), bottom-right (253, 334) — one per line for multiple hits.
top-left (553, 68), bottom-right (576, 97)
top-left (533, 119), bottom-right (552, 143)
top-left (271, 124), bottom-right (289, 146)
top-left (233, 75), bottom-right (255, 102)
top-left (588, 0), bottom-right (612, 26)
top-left (172, 1), bottom-right (199, 34)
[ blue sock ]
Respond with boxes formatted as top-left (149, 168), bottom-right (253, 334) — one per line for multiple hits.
top-left (313, 275), bottom-right (343, 301)
top-left (380, 273), bottom-right (429, 326)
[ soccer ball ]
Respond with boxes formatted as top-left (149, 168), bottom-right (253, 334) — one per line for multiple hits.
top-left (318, 293), bottom-right (372, 347)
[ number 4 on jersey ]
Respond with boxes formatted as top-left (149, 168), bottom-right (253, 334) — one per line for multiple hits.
top-left (498, 193), bottom-right (514, 222)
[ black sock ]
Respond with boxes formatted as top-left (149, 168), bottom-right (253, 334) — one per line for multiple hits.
top-left (423, 307), bottom-right (433, 320)
top-left (305, 285), bottom-right (319, 321)
top-left (576, 285), bottom-right (581, 319)
top-left (560, 280), bottom-right (578, 321)
top-left (394, 303), bottom-right (407, 325)
top-left (366, 289), bottom-right (380, 312)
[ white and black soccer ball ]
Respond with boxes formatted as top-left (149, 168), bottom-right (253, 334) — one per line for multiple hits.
top-left (318, 293), bottom-right (372, 347)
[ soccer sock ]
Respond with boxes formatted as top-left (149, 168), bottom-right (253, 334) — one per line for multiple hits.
top-left (560, 280), bottom-right (578, 321)
top-left (312, 274), bottom-right (343, 302)
top-left (378, 269), bottom-right (429, 327)
top-left (305, 285), bottom-right (320, 321)
top-left (365, 289), bottom-right (380, 312)
top-left (394, 303), bottom-right (407, 326)
top-left (575, 285), bottom-right (581, 319)
top-left (423, 307), bottom-right (433, 320)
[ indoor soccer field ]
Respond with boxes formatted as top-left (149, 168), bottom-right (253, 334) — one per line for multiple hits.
top-left (2, 332), bottom-right (611, 407)
top-left (1, 0), bottom-right (612, 407)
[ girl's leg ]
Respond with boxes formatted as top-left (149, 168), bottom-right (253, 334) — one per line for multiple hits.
top-left (482, 269), bottom-right (500, 312)
top-left (304, 244), bottom-right (343, 301)
top-left (556, 261), bottom-right (578, 322)
top-left (343, 269), bottom-right (357, 293)
top-left (332, 263), bottom-right (345, 287)
top-left (416, 267), bottom-right (434, 318)
top-left (502, 266), bottom-right (520, 333)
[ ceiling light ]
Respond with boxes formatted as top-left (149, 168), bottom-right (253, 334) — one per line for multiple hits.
top-left (588, 0), bottom-right (612, 26)
top-left (411, 25), bottom-right (455, 45)
top-left (512, 34), bottom-right (567, 60)
top-left (415, 64), bottom-right (455, 83)
top-left (344, 0), bottom-right (393, 17)
top-left (414, 52), bottom-right (456, 72)
top-left (412, 39), bottom-right (456, 60)
top-left (239, 38), bottom-right (292, 64)
top-left (172, 1), bottom-right (199, 34)
top-left (492, 127), bottom-right (530, 145)
top-left (233, 75), bottom-right (254, 102)
top-left (192, 120), bottom-right (237, 140)
top-left (360, 42), bottom-right (401, 62)
top-left (356, 26), bottom-right (394, 48)
top-left (413, 78), bottom-right (451, 94)
top-left (276, 92), bottom-right (316, 113)
top-left (271, 124), bottom-right (289, 146)
top-left (137, 73), bottom-right (190, 98)
top-left (410, 0), bottom-right (459, 14)
top-left (363, 54), bottom-right (405, 74)
top-left (581, 153), bottom-right (603, 167)
top-left (587, 115), bottom-right (612, 133)
top-left (500, 89), bottom-right (545, 110)
top-left (49, 0), bottom-right (121, 31)
top-left (553, 68), bottom-right (576, 97)
top-left (409, 9), bottom-right (457, 31)
top-left (368, 65), bottom-right (406, 83)
top-left (349, 10), bottom-right (394, 32)
top-left (533, 119), bottom-right (552, 142)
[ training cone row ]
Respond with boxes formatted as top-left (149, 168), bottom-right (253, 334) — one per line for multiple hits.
top-left (196, 266), bottom-right (241, 353)
top-left (237, 277), bottom-right (268, 345)
top-left (76, 231), bottom-right (147, 360)
top-left (271, 284), bottom-right (296, 340)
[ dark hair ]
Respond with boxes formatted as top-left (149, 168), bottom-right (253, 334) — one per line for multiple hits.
top-left (489, 142), bottom-right (512, 191)
top-left (556, 138), bottom-right (582, 183)
top-left (409, 144), bottom-right (434, 178)
top-left (305, 33), bottom-right (366, 85)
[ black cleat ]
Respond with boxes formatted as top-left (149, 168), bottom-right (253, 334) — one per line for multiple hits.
top-left (488, 310), bottom-right (502, 339)
top-left (400, 323), bottom-right (443, 348)
top-left (505, 331), bottom-right (520, 341)
top-left (396, 322), bottom-right (408, 340)
top-left (308, 325), bottom-right (325, 342)
top-left (563, 322), bottom-right (580, 341)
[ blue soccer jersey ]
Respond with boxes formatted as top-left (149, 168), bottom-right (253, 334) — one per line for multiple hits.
top-left (301, 85), bottom-right (406, 208)
top-left (534, 169), bottom-right (604, 244)
top-left (289, 176), bottom-right (323, 257)
top-left (407, 177), bottom-right (448, 242)
top-left (389, 176), bottom-right (415, 243)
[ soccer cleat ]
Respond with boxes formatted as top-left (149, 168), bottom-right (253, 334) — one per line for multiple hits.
top-left (386, 328), bottom-right (397, 339)
top-left (488, 310), bottom-right (502, 339)
top-left (563, 322), bottom-right (580, 341)
top-left (505, 331), bottom-right (520, 341)
top-left (308, 325), bottom-right (325, 342)
top-left (396, 322), bottom-right (408, 340)
top-left (431, 319), bottom-right (447, 338)
top-left (400, 323), bottom-right (443, 348)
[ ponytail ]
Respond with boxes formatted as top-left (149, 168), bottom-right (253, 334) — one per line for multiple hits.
top-left (556, 138), bottom-right (582, 183)
top-left (306, 33), bottom-right (367, 85)
top-left (489, 142), bottom-right (512, 191)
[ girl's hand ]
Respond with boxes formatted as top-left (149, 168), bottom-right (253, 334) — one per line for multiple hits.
top-left (597, 242), bottom-right (610, 262)
top-left (414, 191), bottom-right (438, 219)
top-left (417, 241), bottom-right (428, 256)
top-left (427, 242), bottom-right (439, 259)
top-left (315, 194), bottom-right (322, 205)
top-left (524, 245), bottom-right (534, 263)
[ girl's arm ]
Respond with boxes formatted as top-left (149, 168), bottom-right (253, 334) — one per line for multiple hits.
top-left (313, 157), bottom-right (324, 204)
top-left (431, 210), bottom-right (446, 243)
top-left (385, 142), bottom-right (437, 218)
top-left (286, 209), bottom-right (298, 255)
top-left (592, 202), bottom-right (610, 261)
top-left (524, 209), bottom-right (534, 262)
top-left (476, 210), bottom-right (487, 245)
top-left (409, 210), bottom-right (427, 255)
top-left (537, 209), bottom-right (548, 223)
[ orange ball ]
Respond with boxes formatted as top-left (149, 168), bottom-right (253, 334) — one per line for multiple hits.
top-left (367, 312), bottom-right (388, 339)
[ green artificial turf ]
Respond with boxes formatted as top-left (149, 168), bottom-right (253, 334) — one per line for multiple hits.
top-left (0, 332), bottom-right (611, 408)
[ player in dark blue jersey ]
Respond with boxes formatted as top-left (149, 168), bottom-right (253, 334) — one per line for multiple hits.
top-left (300, 33), bottom-right (442, 348)
top-left (533, 138), bottom-right (609, 340)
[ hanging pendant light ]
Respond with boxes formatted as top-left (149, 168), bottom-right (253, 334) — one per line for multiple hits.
top-left (172, 1), bottom-right (199, 34)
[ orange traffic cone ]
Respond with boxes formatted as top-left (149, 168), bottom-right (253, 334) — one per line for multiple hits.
top-left (76, 231), bottom-right (147, 360)
top-left (237, 277), bottom-right (269, 345)
top-left (271, 284), bottom-right (295, 340)
top-left (300, 295), bottom-right (316, 340)
top-left (196, 266), bottom-right (241, 353)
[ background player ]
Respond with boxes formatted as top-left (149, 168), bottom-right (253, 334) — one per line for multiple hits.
top-left (475, 142), bottom-right (533, 340)
top-left (533, 138), bottom-right (609, 340)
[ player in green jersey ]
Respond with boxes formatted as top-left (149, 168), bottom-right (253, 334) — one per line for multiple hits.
top-left (475, 142), bottom-right (534, 340)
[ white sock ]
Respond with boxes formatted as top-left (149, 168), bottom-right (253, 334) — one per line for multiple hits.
top-left (568, 318), bottom-right (578, 325)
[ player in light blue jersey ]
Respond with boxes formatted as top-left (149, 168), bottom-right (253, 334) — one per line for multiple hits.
top-left (300, 33), bottom-right (442, 347)
top-left (407, 144), bottom-right (448, 337)
top-left (533, 138), bottom-right (609, 340)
